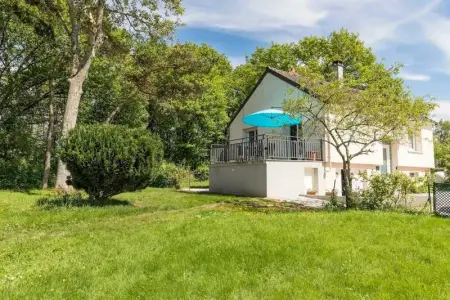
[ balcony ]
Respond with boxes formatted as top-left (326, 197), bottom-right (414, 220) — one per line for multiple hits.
top-left (210, 134), bottom-right (324, 164)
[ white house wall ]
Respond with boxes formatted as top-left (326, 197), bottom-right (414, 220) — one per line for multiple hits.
top-left (229, 73), bottom-right (308, 140)
top-left (326, 135), bottom-right (383, 166)
top-left (266, 161), bottom-right (325, 199)
top-left (392, 125), bottom-right (434, 171)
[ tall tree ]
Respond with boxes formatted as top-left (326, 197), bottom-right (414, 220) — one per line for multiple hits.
top-left (134, 42), bottom-right (232, 167)
top-left (22, 0), bottom-right (183, 188)
top-left (284, 29), bottom-right (435, 208)
top-left (79, 28), bottom-right (147, 128)
top-left (0, 2), bottom-right (69, 189)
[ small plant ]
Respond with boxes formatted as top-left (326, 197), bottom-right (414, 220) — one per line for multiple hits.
top-left (325, 189), bottom-right (345, 210)
top-left (151, 162), bottom-right (190, 189)
top-left (59, 124), bottom-right (163, 201)
top-left (193, 163), bottom-right (209, 181)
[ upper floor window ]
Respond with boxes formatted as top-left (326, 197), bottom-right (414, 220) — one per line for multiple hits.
top-left (408, 133), bottom-right (421, 152)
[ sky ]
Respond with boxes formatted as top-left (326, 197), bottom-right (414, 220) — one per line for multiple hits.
top-left (175, 0), bottom-right (450, 120)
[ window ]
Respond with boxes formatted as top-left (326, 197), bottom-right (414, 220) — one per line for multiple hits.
top-left (408, 134), bottom-right (416, 150)
top-left (408, 133), bottom-right (421, 152)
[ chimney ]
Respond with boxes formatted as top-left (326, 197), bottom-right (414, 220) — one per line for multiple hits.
top-left (332, 60), bottom-right (343, 80)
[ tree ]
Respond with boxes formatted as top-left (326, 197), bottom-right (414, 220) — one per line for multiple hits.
top-left (59, 125), bottom-right (163, 201)
top-left (20, 0), bottom-right (183, 189)
top-left (434, 120), bottom-right (450, 176)
top-left (79, 29), bottom-right (147, 128)
top-left (0, 2), bottom-right (69, 189)
top-left (134, 42), bottom-right (232, 168)
top-left (284, 29), bottom-right (436, 208)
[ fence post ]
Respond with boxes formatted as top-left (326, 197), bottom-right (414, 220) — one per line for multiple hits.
top-left (432, 182), bottom-right (436, 213)
top-left (263, 135), bottom-right (266, 161)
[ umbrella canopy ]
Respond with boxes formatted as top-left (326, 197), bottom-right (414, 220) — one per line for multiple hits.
top-left (242, 109), bottom-right (301, 128)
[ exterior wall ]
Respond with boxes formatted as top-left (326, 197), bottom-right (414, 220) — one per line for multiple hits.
top-left (229, 73), bottom-right (308, 140)
top-left (327, 138), bottom-right (383, 166)
top-left (392, 125), bottom-right (434, 171)
top-left (266, 161), bottom-right (324, 199)
top-left (209, 163), bottom-right (267, 197)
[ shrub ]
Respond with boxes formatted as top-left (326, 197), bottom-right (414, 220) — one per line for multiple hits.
top-left (150, 162), bottom-right (189, 189)
top-left (360, 172), bottom-right (414, 210)
top-left (194, 163), bottom-right (209, 181)
top-left (59, 125), bottom-right (163, 201)
top-left (0, 158), bottom-right (44, 190)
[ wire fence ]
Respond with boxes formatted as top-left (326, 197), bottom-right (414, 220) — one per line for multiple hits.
top-left (433, 183), bottom-right (450, 217)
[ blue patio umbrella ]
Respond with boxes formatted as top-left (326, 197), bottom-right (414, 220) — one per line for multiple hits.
top-left (242, 109), bottom-right (301, 128)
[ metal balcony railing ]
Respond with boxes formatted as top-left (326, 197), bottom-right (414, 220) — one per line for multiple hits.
top-left (210, 134), bottom-right (324, 164)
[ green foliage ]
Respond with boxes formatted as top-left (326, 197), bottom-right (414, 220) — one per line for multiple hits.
top-left (150, 162), bottom-right (190, 189)
top-left (359, 172), bottom-right (416, 210)
top-left (59, 125), bottom-right (163, 200)
top-left (194, 163), bottom-right (209, 181)
top-left (0, 159), bottom-right (43, 190)
top-left (434, 120), bottom-right (450, 177)
top-left (135, 42), bottom-right (232, 167)
top-left (79, 29), bottom-right (148, 128)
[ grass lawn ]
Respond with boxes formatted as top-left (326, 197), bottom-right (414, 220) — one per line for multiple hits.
top-left (0, 188), bottom-right (449, 299)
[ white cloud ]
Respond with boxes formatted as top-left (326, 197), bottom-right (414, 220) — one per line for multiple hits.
top-left (183, 0), bottom-right (327, 33)
top-left (421, 13), bottom-right (450, 72)
top-left (182, 0), bottom-right (441, 46)
top-left (433, 101), bottom-right (450, 121)
top-left (399, 71), bottom-right (431, 81)
top-left (228, 56), bottom-right (246, 68)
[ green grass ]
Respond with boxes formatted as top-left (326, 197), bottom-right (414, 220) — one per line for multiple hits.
top-left (0, 188), bottom-right (449, 299)
top-left (180, 178), bottom-right (209, 188)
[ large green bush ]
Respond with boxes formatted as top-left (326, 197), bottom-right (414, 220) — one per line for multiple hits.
top-left (59, 125), bottom-right (163, 201)
top-left (360, 172), bottom-right (414, 210)
top-left (150, 162), bottom-right (189, 189)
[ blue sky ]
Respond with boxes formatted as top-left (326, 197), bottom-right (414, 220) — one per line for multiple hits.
top-left (176, 0), bottom-right (450, 120)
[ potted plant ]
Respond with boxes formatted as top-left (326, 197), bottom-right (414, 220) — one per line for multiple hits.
top-left (306, 189), bottom-right (317, 196)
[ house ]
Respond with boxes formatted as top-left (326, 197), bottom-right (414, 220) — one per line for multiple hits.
top-left (209, 65), bottom-right (435, 200)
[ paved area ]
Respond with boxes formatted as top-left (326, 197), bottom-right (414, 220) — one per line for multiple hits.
top-left (180, 188), bottom-right (209, 193)
top-left (282, 196), bottom-right (328, 208)
top-left (180, 188), bottom-right (327, 208)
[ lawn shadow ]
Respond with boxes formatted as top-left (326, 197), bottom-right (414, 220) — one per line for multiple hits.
top-left (36, 193), bottom-right (132, 209)
top-left (223, 199), bottom-right (318, 212)
top-left (189, 185), bottom-right (210, 189)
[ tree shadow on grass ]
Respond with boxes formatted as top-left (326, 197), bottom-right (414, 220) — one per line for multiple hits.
top-left (36, 193), bottom-right (132, 209)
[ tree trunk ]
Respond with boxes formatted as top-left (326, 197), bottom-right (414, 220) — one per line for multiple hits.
top-left (342, 160), bottom-right (354, 208)
top-left (55, 70), bottom-right (89, 189)
top-left (55, 0), bottom-right (105, 190)
top-left (42, 79), bottom-right (55, 189)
